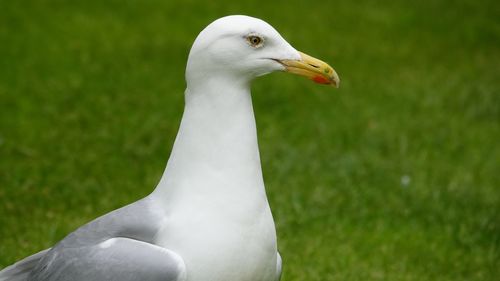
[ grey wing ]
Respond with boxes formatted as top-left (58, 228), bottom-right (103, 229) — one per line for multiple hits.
top-left (0, 248), bottom-right (51, 281)
top-left (29, 237), bottom-right (186, 281)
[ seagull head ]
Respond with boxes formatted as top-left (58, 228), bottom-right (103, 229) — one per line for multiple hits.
top-left (186, 15), bottom-right (340, 88)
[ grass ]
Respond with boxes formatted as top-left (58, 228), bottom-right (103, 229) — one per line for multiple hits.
top-left (0, 0), bottom-right (499, 280)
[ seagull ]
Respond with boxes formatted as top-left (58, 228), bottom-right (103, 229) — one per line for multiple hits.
top-left (0, 15), bottom-right (339, 281)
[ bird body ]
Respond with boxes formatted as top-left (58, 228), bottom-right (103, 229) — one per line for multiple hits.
top-left (152, 81), bottom-right (277, 281)
top-left (0, 15), bottom-right (338, 281)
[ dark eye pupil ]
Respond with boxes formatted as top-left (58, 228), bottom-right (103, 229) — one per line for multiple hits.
top-left (248, 36), bottom-right (261, 46)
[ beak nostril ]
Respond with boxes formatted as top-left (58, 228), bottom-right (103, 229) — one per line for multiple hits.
top-left (308, 63), bottom-right (320, 68)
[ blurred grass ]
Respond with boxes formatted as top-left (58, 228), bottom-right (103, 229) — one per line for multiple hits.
top-left (0, 0), bottom-right (499, 280)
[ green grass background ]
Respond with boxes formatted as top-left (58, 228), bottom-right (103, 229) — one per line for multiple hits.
top-left (1, 0), bottom-right (499, 280)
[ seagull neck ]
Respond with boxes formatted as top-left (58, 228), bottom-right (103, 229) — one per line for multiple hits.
top-left (153, 77), bottom-right (266, 205)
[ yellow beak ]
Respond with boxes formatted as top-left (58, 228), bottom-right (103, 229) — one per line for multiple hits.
top-left (279, 51), bottom-right (340, 88)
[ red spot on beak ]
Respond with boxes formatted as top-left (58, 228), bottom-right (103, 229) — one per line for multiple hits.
top-left (312, 75), bottom-right (330, 84)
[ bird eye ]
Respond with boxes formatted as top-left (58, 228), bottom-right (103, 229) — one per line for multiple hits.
top-left (246, 35), bottom-right (264, 47)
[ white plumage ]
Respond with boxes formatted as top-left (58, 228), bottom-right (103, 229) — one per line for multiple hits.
top-left (0, 15), bottom-right (338, 281)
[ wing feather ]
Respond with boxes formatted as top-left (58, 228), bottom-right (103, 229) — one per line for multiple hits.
top-left (29, 237), bottom-right (186, 281)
